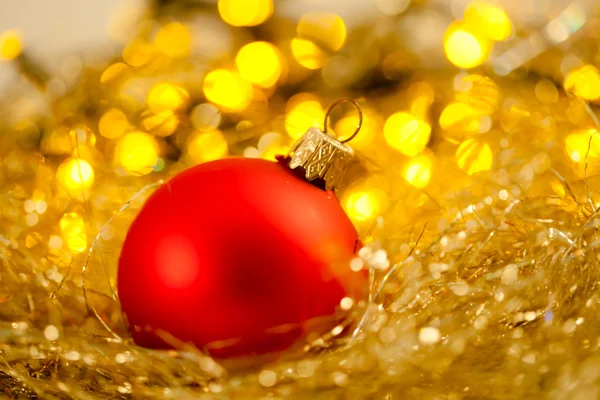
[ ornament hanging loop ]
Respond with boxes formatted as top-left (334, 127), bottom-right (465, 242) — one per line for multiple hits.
top-left (323, 98), bottom-right (363, 144)
top-left (286, 98), bottom-right (360, 190)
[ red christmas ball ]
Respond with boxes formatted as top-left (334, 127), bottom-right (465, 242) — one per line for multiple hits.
top-left (118, 157), bottom-right (365, 358)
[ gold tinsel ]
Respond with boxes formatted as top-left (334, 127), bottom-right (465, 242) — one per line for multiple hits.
top-left (2, 0), bottom-right (600, 398)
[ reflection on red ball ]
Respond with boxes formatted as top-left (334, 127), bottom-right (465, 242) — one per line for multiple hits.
top-left (118, 158), bottom-right (366, 358)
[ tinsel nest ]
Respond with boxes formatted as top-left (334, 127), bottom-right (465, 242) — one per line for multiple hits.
top-left (3, 1), bottom-right (600, 399)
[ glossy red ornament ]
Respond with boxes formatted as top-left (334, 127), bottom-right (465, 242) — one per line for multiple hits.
top-left (118, 157), bottom-right (365, 358)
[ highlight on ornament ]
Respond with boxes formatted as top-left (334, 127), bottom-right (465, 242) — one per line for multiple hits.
top-left (2, 0), bottom-right (600, 398)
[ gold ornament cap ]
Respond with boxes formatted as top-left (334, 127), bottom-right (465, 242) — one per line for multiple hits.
top-left (286, 99), bottom-right (362, 191)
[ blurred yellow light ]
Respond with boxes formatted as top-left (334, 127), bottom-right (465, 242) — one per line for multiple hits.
top-left (218, 0), bottom-right (273, 27)
top-left (100, 62), bottom-right (130, 84)
top-left (0, 30), bottom-right (22, 60)
top-left (261, 144), bottom-right (289, 161)
top-left (258, 132), bottom-right (280, 151)
top-left (464, 1), bottom-right (513, 41)
top-left (115, 131), bottom-right (159, 175)
top-left (190, 103), bottom-right (221, 131)
top-left (565, 129), bottom-right (600, 163)
top-left (257, 133), bottom-right (289, 160)
top-left (154, 22), bottom-right (191, 58)
top-left (122, 39), bottom-right (155, 67)
top-left (403, 154), bottom-right (433, 189)
top-left (187, 130), bottom-right (228, 164)
top-left (286, 93), bottom-right (320, 113)
top-left (237, 120), bottom-right (254, 132)
top-left (440, 102), bottom-right (478, 129)
top-left (564, 65), bottom-right (600, 101)
top-left (335, 110), bottom-right (378, 149)
top-left (346, 191), bottom-right (379, 222)
top-left (291, 38), bottom-right (328, 70)
top-left (203, 69), bottom-right (253, 111)
top-left (535, 79), bottom-right (559, 104)
top-left (147, 83), bottom-right (188, 114)
top-left (444, 22), bottom-right (491, 69)
top-left (99, 108), bottom-right (129, 139)
top-left (236, 42), bottom-right (281, 88)
top-left (439, 102), bottom-right (486, 142)
top-left (456, 138), bottom-right (493, 175)
top-left (285, 99), bottom-right (324, 140)
top-left (297, 12), bottom-right (347, 52)
top-left (383, 112), bottom-right (431, 156)
top-left (455, 74), bottom-right (500, 113)
top-left (40, 126), bottom-right (73, 155)
top-left (69, 126), bottom-right (96, 148)
top-left (60, 212), bottom-right (87, 254)
top-left (56, 158), bottom-right (95, 201)
top-left (408, 82), bottom-right (435, 119)
top-left (142, 110), bottom-right (179, 137)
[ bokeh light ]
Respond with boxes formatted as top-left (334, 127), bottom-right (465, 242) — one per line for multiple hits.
top-left (345, 191), bottom-right (379, 223)
top-left (403, 153), bottom-right (433, 189)
top-left (100, 62), bottom-right (130, 84)
top-left (285, 94), bottom-right (324, 140)
top-left (56, 158), bottom-right (95, 201)
top-left (218, 0), bottom-right (273, 27)
top-left (564, 65), bottom-right (600, 101)
top-left (334, 109), bottom-right (379, 149)
top-left (146, 83), bottom-right (188, 114)
top-left (383, 112), bottom-right (431, 156)
top-left (456, 138), bottom-right (493, 174)
top-left (190, 103), bottom-right (221, 131)
top-left (142, 110), bottom-right (179, 137)
top-left (535, 79), bottom-right (559, 104)
top-left (236, 42), bottom-right (281, 88)
top-left (408, 82), bottom-right (435, 118)
top-left (464, 1), bottom-right (513, 41)
top-left (187, 130), bottom-right (228, 164)
top-left (115, 132), bottom-right (159, 175)
top-left (203, 69), bottom-right (253, 111)
top-left (292, 12), bottom-right (346, 70)
top-left (99, 108), bottom-right (129, 139)
top-left (60, 212), bottom-right (87, 254)
top-left (564, 128), bottom-right (600, 163)
top-left (70, 126), bottom-right (96, 148)
top-left (297, 12), bottom-right (346, 52)
top-left (122, 39), bottom-right (155, 67)
top-left (257, 132), bottom-right (289, 160)
top-left (154, 22), bottom-right (191, 58)
top-left (0, 30), bottom-right (22, 60)
top-left (454, 74), bottom-right (500, 113)
top-left (40, 126), bottom-right (75, 155)
top-left (291, 38), bottom-right (328, 70)
top-left (444, 22), bottom-right (491, 69)
top-left (439, 102), bottom-right (487, 142)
